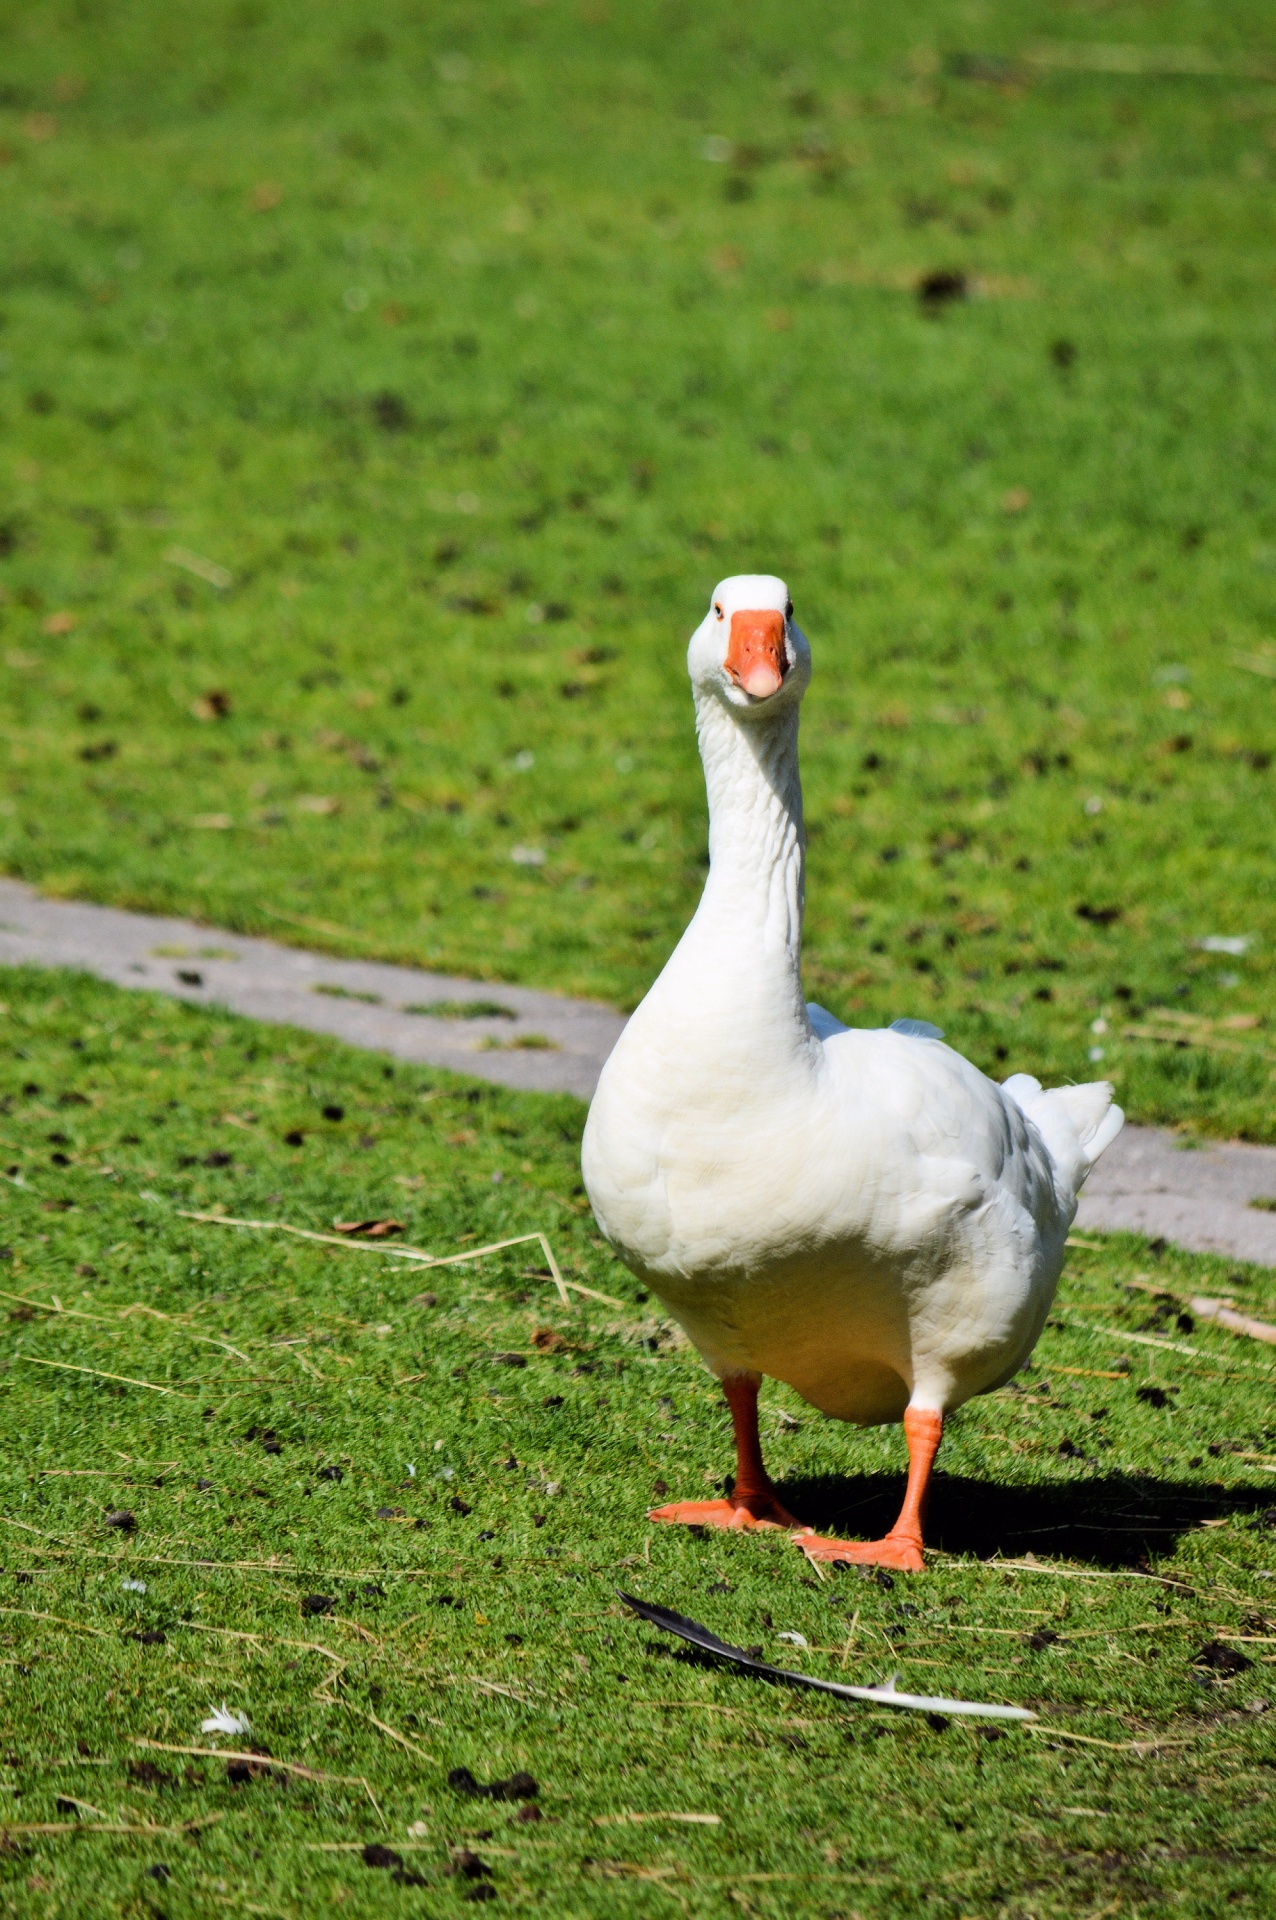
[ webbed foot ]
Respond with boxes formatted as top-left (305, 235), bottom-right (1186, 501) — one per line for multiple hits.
top-left (649, 1493), bottom-right (801, 1531)
top-left (792, 1528), bottom-right (925, 1573)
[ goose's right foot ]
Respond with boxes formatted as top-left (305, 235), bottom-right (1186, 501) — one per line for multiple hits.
top-left (649, 1493), bottom-right (800, 1531)
top-left (650, 1373), bottom-right (799, 1534)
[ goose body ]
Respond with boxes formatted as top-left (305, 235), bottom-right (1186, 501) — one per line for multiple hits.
top-left (581, 574), bottom-right (1123, 1568)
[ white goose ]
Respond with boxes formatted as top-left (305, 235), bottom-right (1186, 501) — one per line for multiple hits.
top-left (582, 574), bottom-right (1124, 1570)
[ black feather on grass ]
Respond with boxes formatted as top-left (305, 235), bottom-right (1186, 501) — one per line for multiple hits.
top-left (617, 1591), bottom-right (1035, 1722)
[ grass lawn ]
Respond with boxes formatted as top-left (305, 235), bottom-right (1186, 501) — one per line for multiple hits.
top-left (0, 2), bottom-right (1274, 1135)
top-left (0, 967), bottom-right (1272, 1916)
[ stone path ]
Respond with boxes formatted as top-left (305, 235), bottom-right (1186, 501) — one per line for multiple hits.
top-left (1076, 1126), bottom-right (1276, 1270)
top-left (0, 877), bottom-right (624, 1102)
top-left (1, 877), bottom-right (1273, 1265)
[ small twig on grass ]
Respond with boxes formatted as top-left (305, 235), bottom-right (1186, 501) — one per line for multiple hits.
top-left (304, 1840), bottom-right (434, 1852)
top-left (358, 1781), bottom-right (389, 1830)
top-left (0, 1289), bottom-right (98, 1323)
top-left (539, 1187), bottom-right (590, 1212)
top-left (0, 1288), bottom-right (252, 1364)
top-left (1118, 1006), bottom-right (1276, 1062)
top-left (975, 1559), bottom-right (1200, 1590)
top-left (176, 1209), bottom-right (573, 1308)
top-left (939, 1619), bottom-right (1176, 1641)
top-left (117, 1304), bottom-right (253, 1364)
top-left (560, 1278), bottom-right (626, 1307)
top-left (17, 1356), bottom-right (194, 1399)
top-left (278, 1344), bottom-right (325, 1380)
top-left (0, 1817), bottom-right (218, 1838)
top-left (382, 1613), bottom-right (424, 1643)
top-left (0, 1607), bottom-right (108, 1638)
top-left (1022, 1725), bottom-right (1198, 1754)
top-left (465, 1675), bottom-right (538, 1703)
top-left (1021, 42), bottom-right (1276, 80)
top-left (639, 1700), bottom-right (745, 1716)
top-left (181, 1622), bottom-right (347, 1667)
top-left (595, 1811), bottom-right (721, 1826)
top-left (0, 1516), bottom-right (79, 1549)
top-left (179, 1622), bottom-right (265, 1648)
top-left (1181, 1297), bottom-right (1266, 1344)
top-left (337, 1617), bottom-right (382, 1648)
top-left (257, 903), bottom-right (378, 944)
top-left (1051, 1366), bottom-right (1127, 1381)
top-left (1122, 1023), bottom-right (1275, 1063)
top-left (366, 1710), bottom-right (431, 1758)
top-left (130, 1739), bottom-right (386, 1827)
top-left (37, 1466), bottom-right (178, 1478)
top-left (342, 1702), bottom-right (435, 1760)
top-left (1233, 648), bottom-right (1276, 677)
top-left (1054, 1308), bottom-right (1275, 1375)
top-left (1122, 1282), bottom-right (1276, 1348)
top-left (0, 1517), bottom-right (494, 1584)
top-left (587, 1858), bottom-right (683, 1877)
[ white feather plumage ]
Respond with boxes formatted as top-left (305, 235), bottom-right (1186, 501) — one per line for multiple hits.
top-left (583, 574), bottom-right (1123, 1432)
top-left (200, 1704), bottom-right (251, 1736)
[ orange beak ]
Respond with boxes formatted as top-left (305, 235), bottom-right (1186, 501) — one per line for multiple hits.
top-left (724, 608), bottom-right (787, 700)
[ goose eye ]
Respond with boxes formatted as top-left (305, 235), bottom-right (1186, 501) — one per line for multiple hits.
top-left (713, 602), bottom-right (723, 620)
top-left (785, 600), bottom-right (794, 619)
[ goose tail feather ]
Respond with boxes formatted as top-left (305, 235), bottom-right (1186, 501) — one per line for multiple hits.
top-left (1002, 1074), bottom-right (1124, 1198)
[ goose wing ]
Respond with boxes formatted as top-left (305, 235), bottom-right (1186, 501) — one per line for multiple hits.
top-left (815, 1023), bottom-right (1063, 1243)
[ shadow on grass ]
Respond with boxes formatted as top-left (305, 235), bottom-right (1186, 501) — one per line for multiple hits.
top-left (774, 1471), bottom-right (1276, 1568)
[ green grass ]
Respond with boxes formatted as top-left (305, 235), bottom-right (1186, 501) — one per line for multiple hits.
top-left (0, 1), bottom-right (1274, 1135)
top-left (0, 966), bottom-right (1273, 1917)
top-left (2, 22), bottom-right (1273, 1908)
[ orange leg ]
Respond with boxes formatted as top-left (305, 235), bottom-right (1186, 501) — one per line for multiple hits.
top-left (649, 1375), bottom-right (801, 1532)
top-left (794, 1406), bottom-right (944, 1573)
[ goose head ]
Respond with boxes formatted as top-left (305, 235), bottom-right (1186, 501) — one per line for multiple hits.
top-left (687, 573), bottom-right (811, 719)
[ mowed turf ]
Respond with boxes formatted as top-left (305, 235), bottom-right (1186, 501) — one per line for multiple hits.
top-left (0, 968), bottom-right (1272, 1917)
top-left (0, 2), bottom-right (1275, 1135)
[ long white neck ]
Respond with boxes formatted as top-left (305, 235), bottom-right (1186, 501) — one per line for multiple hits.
top-left (695, 687), bottom-right (805, 964)
top-left (644, 689), bottom-right (810, 1066)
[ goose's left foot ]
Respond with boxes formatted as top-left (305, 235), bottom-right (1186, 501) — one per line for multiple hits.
top-left (792, 1406), bottom-right (944, 1576)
